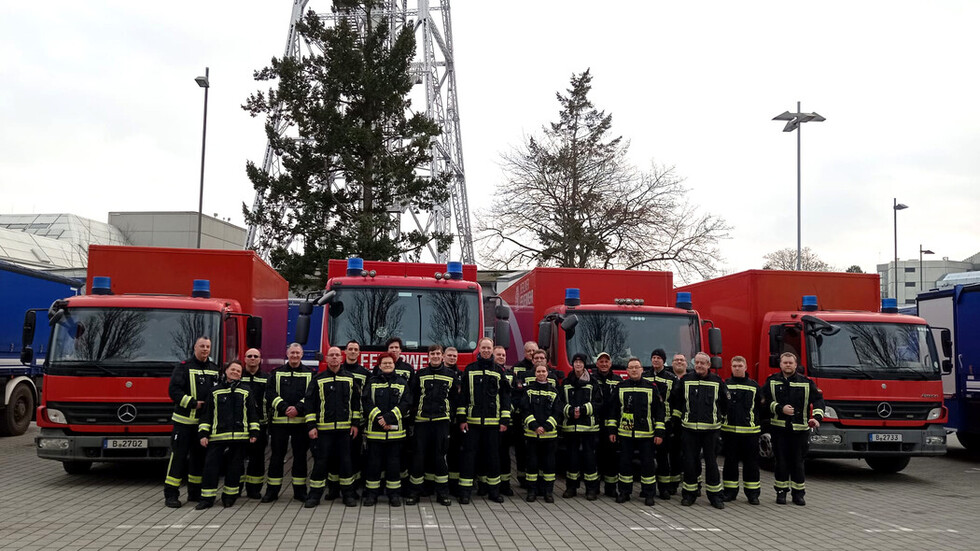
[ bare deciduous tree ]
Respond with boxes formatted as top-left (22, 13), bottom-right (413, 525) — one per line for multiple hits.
top-left (762, 247), bottom-right (834, 271)
top-left (475, 69), bottom-right (729, 282)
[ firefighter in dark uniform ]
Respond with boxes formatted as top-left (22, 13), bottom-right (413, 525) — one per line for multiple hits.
top-left (607, 357), bottom-right (665, 506)
top-left (520, 363), bottom-right (564, 502)
top-left (592, 351), bottom-right (622, 498)
top-left (457, 337), bottom-right (512, 504)
top-left (510, 341), bottom-right (537, 489)
top-left (671, 352), bottom-right (729, 509)
top-left (196, 360), bottom-right (260, 509)
top-left (512, 348), bottom-right (564, 494)
top-left (665, 353), bottom-right (690, 496)
top-left (262, 343), bottom-right (314, 503)
top-left (444, 347), bottom-right (464, 496)
top-left (762, 351), bottom-right (824, 506)
top-left (494, 345), bottom-right (518, 497)
top-left (240, 348), bottom-right (268, 499)
top-left (644, 348), bottom-right (679, 500)
top-left (379, 337), bottom-right (415, 486)
top-left (722, 355), bottom-right (764, 505)
top-left (336, 340), bottom-right (371, 498)
top-left (304, 346), bottom-right (360, 508)
top-left (560, 353), bottom-right (602, 500)
top-left (361, 353), bottom-right (412, 506)
top-left (164, 336), bottom-right (218, 508)
top-left (406, 344), bottom-right (458, 506)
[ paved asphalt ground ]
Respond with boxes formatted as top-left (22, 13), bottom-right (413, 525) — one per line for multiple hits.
top-left (1, 425), bottom-right (978, 550)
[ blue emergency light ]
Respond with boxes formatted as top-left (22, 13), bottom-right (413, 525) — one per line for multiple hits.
top-left (347, 257), bottom-right (364, 276)
top-left (676, 292), bottom-right (692, 310)
top-left (192, 279), bottom-right (211, 299)
top-left (91, 276), bottom-right (112, 295)
top-left (881, 298), bottom-right (899, 313)
top-left (446, 262), bottom-right (463, 280)
top-left (801, 295), bottom-right (818, 311)
top-left (565, 288), bottom-right (581, 307)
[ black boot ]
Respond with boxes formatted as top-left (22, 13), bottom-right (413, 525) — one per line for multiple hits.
top-left (194, 498), bottom-right (214, 510)
top-left (776, 491), bottom-right (788, 505)
top-left (362, 494), bottom-right (377, 507)
top-left (604, 483), bottom-right (618, 498)
top-left (186, 484), bottom-right (201, 502)
top-left (324, 483), bottom-right (341, 501)
top-left (500, 481), bottom-right (514, 496)
top-left (246, 483), bottom-right (262, 499)
top-left (164, 487), bottom-right (182, 508)
top-left (615, 493), bottom-right (630, 503)
top-left (261, 485), bottom-right (280, 503)
top-left (792, 492), bottom-right (806, 506)
top-left (293, 485), bottom-right (308, 502)
top-left (562, 487), bottom-right (577, 499)
top-left (221, 495), bottom-right (237, 508)
top-left (436, 494), bottom-right (452, 506)
top-left (644, 495), bottom-right (656, 506)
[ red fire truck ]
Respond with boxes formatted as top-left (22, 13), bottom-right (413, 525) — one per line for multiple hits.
top-left (496, 267), bottom-right (721, 374)
top-left (24, 245), bottom-right (288, 474)
top-left (296, 258), bottom-right (507, 371)
top-left (679, 270), bottom-right (948, 473)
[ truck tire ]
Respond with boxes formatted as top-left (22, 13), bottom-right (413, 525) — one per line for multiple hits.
top-left (957, 430), bottom-right (980, 452)
top-left (0, 383), bottom-right (35, 436)
top-left (865, 456), bottom-right (911, 474)
top-left (63, 461), bottom-right (93, 475)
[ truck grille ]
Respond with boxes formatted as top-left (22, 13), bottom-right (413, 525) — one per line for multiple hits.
top-left (48, 401), bottom-right (173, 425)
top-left (827, 400), bottom-right (936, 421)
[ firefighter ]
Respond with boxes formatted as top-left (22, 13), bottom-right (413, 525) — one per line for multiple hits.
top-left (406, 344), bottom-right (457, 506)
top-left (607, 358), bottom-right (665, 506)
top-left (520, 363), bottom-right (564, 502)
top-left (560, 353), bottom-right (602, 500)
top-left (517, 349), bottom-right (564, 388)
top-left (665, 353), bottom-right (689, 496)
top-left (644, 348), bottom-right (679, 500)
top-left (671, 352), bottom-right (729, 509)
top-left (164, 336), bottom-right (217, 508)
top-left (494, 345), bottom-right (518, 497)
top-left (444, 347), bottom-right (464, 496)
top-left (262, 343), bottom-right (314, 503)
top-left (196, 360), bottom-right (260, 509)
top-left (509, 341), bottom-right (538, 489)
top-left (337, 340), bottom-right (371, 499)
top-left (722, 355), bottom-right (764, 505)
top-left (360, 353), bottom-right (412, 506)
top-left (592, 351), bottom-right (622, 498)
top-left (240, 348), bottom-right (268, 499)
top-left (304, 346), bottom-right (360, 508)
top-left (379, 337), bottom-right (414, 487)
top-left (762, 351), bottom-right (824, 506)
top-left (457, 337), bottom-right (511, 504)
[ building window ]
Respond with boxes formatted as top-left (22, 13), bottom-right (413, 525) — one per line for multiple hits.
top-left (904, 267), bottom-right (916, 273)
top-left (905, 299), bottom-right (915, 305)
top-left (905, 282), bottom-right (916, 287)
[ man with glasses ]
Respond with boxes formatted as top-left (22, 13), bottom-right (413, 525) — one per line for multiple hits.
top-left (241, 348), bottom-right (268, 499)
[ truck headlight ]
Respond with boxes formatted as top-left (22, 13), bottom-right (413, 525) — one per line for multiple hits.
top-left (823, 406), bottom-right (838, 420)
top-left (809, 434), bottom-right (842, 445)
top-left (926, 408), bottom-right (942, 421)
top-left (46, 409), bottom-right (68, 424)
top-left (926, 435), bottom-right (945, 446)
top-left (38, 438), bottom-right (70, 450)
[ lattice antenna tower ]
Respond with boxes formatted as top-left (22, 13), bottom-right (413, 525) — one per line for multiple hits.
top-left (244, 0), bottom-right (474, 264)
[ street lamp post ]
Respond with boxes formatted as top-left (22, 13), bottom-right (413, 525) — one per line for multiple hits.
top-left (195, 67), bottom-right (210, 249)
top-left (893, 198), bottom-right (908, 301)
top-left (919, 245), bottom-right (934, 291)
top-left (773, 102), bottom-right (826, 271)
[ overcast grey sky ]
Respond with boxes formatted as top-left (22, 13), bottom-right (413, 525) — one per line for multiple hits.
top-left (2, 1), bottom-right (977, 279)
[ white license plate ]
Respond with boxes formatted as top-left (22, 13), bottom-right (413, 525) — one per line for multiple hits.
top-left (103, 439), bottom-right (148, 449)
top-left (869, 433), bottom-right (902, 442)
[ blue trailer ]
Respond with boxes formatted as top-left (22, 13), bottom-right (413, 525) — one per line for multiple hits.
top-left (0, 261), bottom-right (81, 436)
top-left (918, 284), bottom-right (980, 451)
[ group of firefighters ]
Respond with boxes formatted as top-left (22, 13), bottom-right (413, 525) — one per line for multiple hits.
top-left (163, 335), bottom-right (824, 511)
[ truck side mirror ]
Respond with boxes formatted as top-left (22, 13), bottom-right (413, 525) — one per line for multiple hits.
top-left (537, 320), bottom-right (552, 350)
top-left (708, 327), bottom-right (722, 356)
top-left (711, 356), bottom-right (722, 370)
top-left (298, 301), bottom-right (314, 316)
top-left (560, 314), bottom-right (579, 340)
top-left (768, 325), bottom-right (784, 353)
top-left (769, 354), bottom-right (779, 368)
top-left (494, 319), bottom-right (511, 350)
top-left (940, 328), bottom-right (953, 358)
top-left (942, 359), bottom-right (953, 374)
top-left (295, 315), bottom-right (310, 346)
top-left (246, 316), bottom-right (263, 349)
top-left (22, 310), bottom-right (36, 348)
top-left (20, 347), bottom-right (34, 366)
top-left (495, 305), bottom-right (510, 321)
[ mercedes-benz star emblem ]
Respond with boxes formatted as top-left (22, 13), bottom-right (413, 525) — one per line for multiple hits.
top-left (117, 403), bottom-right (138, 423)
top-left (876, 402), bottom-right (893, 419)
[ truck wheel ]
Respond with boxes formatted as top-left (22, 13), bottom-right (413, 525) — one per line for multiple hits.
top-left (957, 431), bottom-right (980, 452)
top-left (865, 456), bottom-right (911, 474)
top-left (0, 384), bottom-right (35, 436)
top-left (63, 461), bottom-right (93, 475)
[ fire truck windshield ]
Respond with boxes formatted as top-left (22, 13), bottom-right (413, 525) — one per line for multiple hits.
top-left (807, 321), bottom-right (940, 380)
top-left (328, 287), bottom-right (480, 353)
top-left (565, 311), bottom-right (700, 369)
top-left (47, 308), bottom-right (221, 376)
